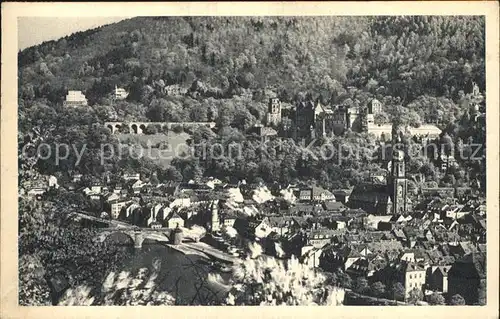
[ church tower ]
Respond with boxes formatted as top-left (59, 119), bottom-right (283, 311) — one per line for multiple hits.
top-left (210, 200), bottom-right (220, 233)
top-left (390, 149), bottom-right (407, 215)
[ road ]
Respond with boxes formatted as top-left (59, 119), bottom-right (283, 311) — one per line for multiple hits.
top-left (72, 212), bottom-right (134, 229)
top-left (183, 242), bottom-right (239, 264)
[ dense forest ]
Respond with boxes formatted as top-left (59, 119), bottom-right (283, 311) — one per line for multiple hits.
top-left (18, 16), bottom-right (486, 189)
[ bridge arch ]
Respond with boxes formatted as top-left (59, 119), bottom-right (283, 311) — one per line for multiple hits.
top-left (103, 231), bottom-right (135, 246)
top-left (114, 124), bottom-right (122, 133)
top-left (139, 124), bottom-right (146, 134)
top-left (131, 124), bottom-right (138, 134)
top-left (106, 124), bottom-right (114, 133)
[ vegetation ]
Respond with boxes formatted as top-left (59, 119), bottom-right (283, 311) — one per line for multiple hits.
top-left (18, 198), bottom-right (130, 305)
top-left (370, 281), bottom-right (386, 299)
top-left (225, 255), bottom-right (344, 305)
top-left (427, 292), bottom-right (446, 305)
top-left (390, 282), bottom-right (406, 301)
top-left (407, 287), bottom-right (424, 304)
top-left (448, 293), bottom-right (466, 305)
top-left (58, 259), bottom-right (176, 306)
top-left (18, 16), bottom-right (486, 190)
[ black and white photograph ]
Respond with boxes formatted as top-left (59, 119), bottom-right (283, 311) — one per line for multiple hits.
top-left (1, 2), bottom-right (499, 317)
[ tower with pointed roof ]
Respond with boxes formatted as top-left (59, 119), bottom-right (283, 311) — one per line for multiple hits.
top-left (389, 148), bottom-right (407, 215)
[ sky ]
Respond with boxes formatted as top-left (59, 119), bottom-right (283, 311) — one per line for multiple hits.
top-left (18, 17), bottom-right (129, 51)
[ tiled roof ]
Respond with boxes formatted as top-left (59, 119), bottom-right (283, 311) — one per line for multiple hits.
top-left (367, 240), bottom-right (404, 255)
top-left (323, 201), bottom-right (347, 211)
top-left (169, 212), bottom-right (183, 220)
top-left (267, 216), bottom-right (294, 227)
top-left (401, 261), bottom-right (426, 272)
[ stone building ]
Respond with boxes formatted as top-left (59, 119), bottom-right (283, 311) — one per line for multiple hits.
top-left (64, 90), bottom-right (88, 107)
top-left (349, 148), bottom-right (407, 215)
top-left (114, 86), bottom-right (129, 100)
top-left (291, 98), bottom-right (383, 141)
top-left (266, 98), bottom-right (282, 126)
top-left (399, 261), bottom-right (427, 300)
top-left (293, 100), bottom-right (316, 141)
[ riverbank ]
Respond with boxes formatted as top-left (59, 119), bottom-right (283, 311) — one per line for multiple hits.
top-left (163, 242), bottom-right (211, 259)
top-left (183, 241), bottom-right (239, 264)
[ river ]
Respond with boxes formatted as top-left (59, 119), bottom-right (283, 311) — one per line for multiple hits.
top-left (115, 241), bottom-right (231, 305)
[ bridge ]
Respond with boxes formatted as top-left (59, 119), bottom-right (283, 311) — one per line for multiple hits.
top-left (104, 121), bottom-right (217, 134)
top-left (72, 212), bottom-right (216, 251)
top-left (96, 228), bottom-right (171, 249)
top-left (70, 212), bottom-right (134, 229)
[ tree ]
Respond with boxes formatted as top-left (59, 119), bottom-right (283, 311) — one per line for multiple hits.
top-left (390, 282), bottom-right (405, 301)
top-left (58, 260), bottom-right (175, 305)
top-left (449, 294), bottom-right (466, 305)
top-left (150, 173), bottom-right (160, 185)
top-left (370, 281), bottom-right (386, 299)
top-left (19, 254), bottom-right (52, 305)
top-left (144, 124), bottom-right (158, 135)
top-left (18, 199), bottom-right (129, 305)
top-left (225, 254), bottom-right (344, 305)
top-left (172, 124), bottom-right (184, 134)
top-left (336, 272), bottom-right (352, 289)
top-left (427, 292), bottom-right (445, 305)
top-left (407, 287), bottom-right (423, 304)
top-left (353, 277), bottom-right (369, 294)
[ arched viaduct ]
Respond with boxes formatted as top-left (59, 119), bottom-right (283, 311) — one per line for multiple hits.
top-left (104, 122), bottom-right (216, 134)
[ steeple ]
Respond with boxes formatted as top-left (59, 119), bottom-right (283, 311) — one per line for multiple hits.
top-left (390, 148), bottom-right (407, 215)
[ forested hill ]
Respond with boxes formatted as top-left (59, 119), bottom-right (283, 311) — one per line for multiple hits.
top-left (19, 16), bottom-right (484, 114)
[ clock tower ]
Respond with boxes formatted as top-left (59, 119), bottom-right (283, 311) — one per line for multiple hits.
top-left (390, 149), bottom-right (407, 215)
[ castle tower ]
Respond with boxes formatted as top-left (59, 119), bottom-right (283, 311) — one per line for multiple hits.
top-left (210, 200), bottom-right (220, 233)
top-left (389, 149), bottom-right (407, 215)
top-left (359, 106), bottom-right (369, 133)
top-left (266, 98), bottom-right (282, 126)
top-left (368, 98), bottom-right (382, 114)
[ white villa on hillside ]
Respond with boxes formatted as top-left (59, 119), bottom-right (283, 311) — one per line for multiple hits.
top-left (114, 86), bottom-right (129, 100)
top-left (64, 90), bottom-right (88, 107)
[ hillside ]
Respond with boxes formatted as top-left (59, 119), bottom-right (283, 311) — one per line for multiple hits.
top-left (18, 16), bottom-right (486, 188)
top-left (19, 16), bottom-right (484, 108)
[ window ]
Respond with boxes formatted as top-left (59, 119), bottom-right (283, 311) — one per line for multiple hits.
top-left (409, 274), bottom-right (412, 279)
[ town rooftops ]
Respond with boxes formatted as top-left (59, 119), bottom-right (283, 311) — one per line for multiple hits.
top-left (332, 189), bottom-right (353, 196)
top-left (108, 198), bottom-right (130, 204)
top-left (366, 123), bottom-right (442, 138)
top-left (299, 186), bottom-right (334, 199)
top-left (267, 216), bottom-right (295, 227)
top-left (307, 228), bottom-right (340, 238)
top-left (433, 265), bottom-right (452, 277)
top-left (323, 201), bottom-right (347, 211)
top-left (397, 260), bottom-right (426, 273)
top-left (169, 212), bottom-right (183, 220)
